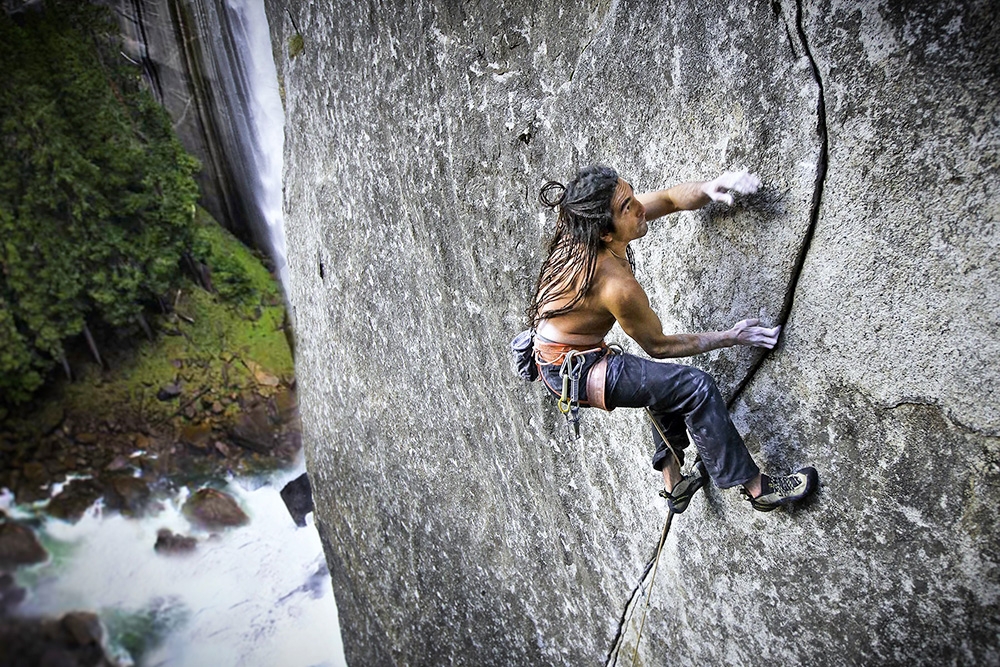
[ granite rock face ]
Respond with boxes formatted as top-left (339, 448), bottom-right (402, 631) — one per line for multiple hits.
top-left (265, 0), bottom-right (999, 664)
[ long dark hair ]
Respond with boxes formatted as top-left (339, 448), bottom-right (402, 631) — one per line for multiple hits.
top-left (527, 165), bottom-right (634, 326)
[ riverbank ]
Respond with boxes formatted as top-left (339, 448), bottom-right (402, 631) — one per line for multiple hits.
top-left (0, 213), bottom-right (342, 665)
top-left (0, 209), bottom-right (296, 511)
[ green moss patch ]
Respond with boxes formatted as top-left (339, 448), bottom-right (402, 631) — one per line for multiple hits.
top-left (4, 209), bottom-right (292, 436)
top-left (289, 33), bottom-right (304, 58)
top-left (72, 230), bottom-right (289, 426)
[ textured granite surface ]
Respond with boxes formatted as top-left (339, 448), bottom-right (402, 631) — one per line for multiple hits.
top-left (265, 0), bottom-right (999, 663)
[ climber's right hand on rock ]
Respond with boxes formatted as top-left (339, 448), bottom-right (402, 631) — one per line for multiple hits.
top-left (702, 170), bottom-right (761, 206)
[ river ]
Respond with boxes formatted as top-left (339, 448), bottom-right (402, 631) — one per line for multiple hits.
top-left (3, 460), bottom-right (347, 666)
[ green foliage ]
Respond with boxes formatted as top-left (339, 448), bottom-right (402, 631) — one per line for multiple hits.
top-left (0, 2), bottom-right (201, 405)
top-left (56, 274), bottom-right (293, 428)
top-left (192, 215), bottom-right (254, 303)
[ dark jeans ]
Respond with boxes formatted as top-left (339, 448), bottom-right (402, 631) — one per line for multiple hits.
top-left (539, 351), bottom-right (759, 489)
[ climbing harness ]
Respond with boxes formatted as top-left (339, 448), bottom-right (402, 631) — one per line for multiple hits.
top-left (625, 409), bottom-right (686, 667)
top-left (558, 351), bottom-right (585, 439)
top-left (533, 334), bottom-right (612, 439)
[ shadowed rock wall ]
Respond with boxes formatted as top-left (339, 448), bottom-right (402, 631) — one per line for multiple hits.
top-left (264, 0), bottom-right (999, 664)
top-left (111, 0), bottom-right (271, 253)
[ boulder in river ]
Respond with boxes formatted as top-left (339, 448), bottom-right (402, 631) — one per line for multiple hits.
top-left (154, 528), bottom-right (197, 555)
top-left (279, 473), bottom-right (313, 527)
top-left (47, 479), bottom-right (104, 522)
top-left (0, 611), bottom-right (114, 666)
top-left (0, 519), bottom-right (48, 568)
top-left (0, 572), bottom-right (27, 615)
top-left (182, 488), bottom-right (249, 529)
top-left (101, 475), bottom-right (152, 517)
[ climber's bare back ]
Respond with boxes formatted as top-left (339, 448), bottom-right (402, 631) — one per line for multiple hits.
top-left (536, 177), bottom-right (654, 347)
top-left (536, 249), bottom-right (641, 346)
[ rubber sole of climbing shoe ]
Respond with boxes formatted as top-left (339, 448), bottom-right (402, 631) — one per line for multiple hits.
top-left (743, 467), bottom-right (819, 512)
top-left (658, 461), bottom-right (708, 514)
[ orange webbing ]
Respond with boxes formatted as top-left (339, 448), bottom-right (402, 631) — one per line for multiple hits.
top-left (533, 338), bottom-right (607, 366)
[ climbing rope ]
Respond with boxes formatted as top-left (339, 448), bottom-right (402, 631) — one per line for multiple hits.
top-left (630, 504), bottom-right (673, 667)
top-left (627, 409), bottom-right (686, 667)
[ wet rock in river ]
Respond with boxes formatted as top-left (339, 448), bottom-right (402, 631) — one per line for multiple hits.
top-left (104, 455), bottom-right (130, 472)
top-left (0, 611), bottom-right (115, 666)
top-left (101, 475), bottom-right (151, 516)
top-left (47, 479), bottom-right (104, 522)
top-left (0, 572), bottom-right (27, 614)
top-left (60, 612), bottom-right (103, 647)
top-left (182, 488), bottom-right (248, 529)
top-left (13, 480), bottom-right (49, 504)
top-left (0, 519), bottom-right (48, 568)
top-left (280, 472), bottom-right (313, 527)
top-left (154, 528), bottom-right (197, 555)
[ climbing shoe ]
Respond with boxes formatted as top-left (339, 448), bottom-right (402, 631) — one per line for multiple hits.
top-left (658, 460), bottom-right (708, 514)
top-left (742, 467), bottom-right (819, 512)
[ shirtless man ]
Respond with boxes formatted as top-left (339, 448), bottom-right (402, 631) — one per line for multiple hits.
top-left (528, 164), bottom-right (818, 513)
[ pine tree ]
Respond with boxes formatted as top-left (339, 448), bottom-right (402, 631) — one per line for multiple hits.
top-left (0, 1), bottom-right (202, 405)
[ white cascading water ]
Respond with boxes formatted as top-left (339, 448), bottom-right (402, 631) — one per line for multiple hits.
top-left (5, 460), bottom-right (345, 665)
top-left (225, 0), bottom-right (288, 289)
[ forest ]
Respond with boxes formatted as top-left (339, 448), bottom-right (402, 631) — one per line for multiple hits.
top-left (0, 2), bottom-right (253, 412)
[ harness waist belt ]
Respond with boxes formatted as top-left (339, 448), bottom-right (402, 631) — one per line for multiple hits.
top-left (586, 356), bottom-right (610, 412)
top-left (533, 338), bottom-right (607, 365)
top-left (533, 336), bottom-right (613, 412)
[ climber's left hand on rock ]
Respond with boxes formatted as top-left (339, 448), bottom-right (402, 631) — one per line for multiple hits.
top-left (730, 318), bottom-right (781, 349)
top-left (702, 170), bottom-right (761, 206)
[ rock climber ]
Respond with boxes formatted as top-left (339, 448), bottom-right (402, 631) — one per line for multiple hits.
top-left (526, 164), bottom-right (818, 513)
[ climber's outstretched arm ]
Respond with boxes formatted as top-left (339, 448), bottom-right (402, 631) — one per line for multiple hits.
top-left (637, 170), bottom-right (761, 221)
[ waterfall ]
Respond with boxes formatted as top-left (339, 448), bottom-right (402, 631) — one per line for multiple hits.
top-left (117, 0), bottom-right (290, 287)
top-left (223, 0), bottom-right (288, 289)
top-left (216, 0), bottom-right (288, 289)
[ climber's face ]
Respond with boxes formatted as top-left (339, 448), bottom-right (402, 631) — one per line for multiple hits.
top-left (606, 179), bottom-right (648, 243)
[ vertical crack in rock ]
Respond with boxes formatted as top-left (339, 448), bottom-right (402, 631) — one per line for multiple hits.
top-left (130, 0), bottom-right (165, 100)
top-left (608, 5), bottom-right (831, 661)
top-left (727, 0), bottom-right (828, 409)
top-left (604, 541), bottom-right (661, 667)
